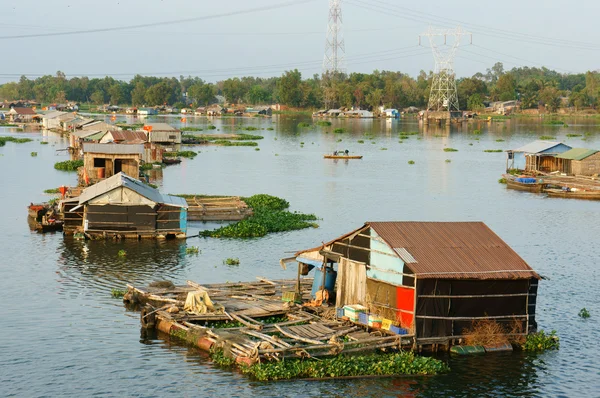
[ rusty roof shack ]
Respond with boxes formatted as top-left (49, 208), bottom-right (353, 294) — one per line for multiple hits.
top-left (68, 172), bottom-right (187, 239)
top-left (143, 123), bottom-right (181, 144)
top-left (82, 143), bottom-right (144, 184)
top-left (292, 221), bottom-right (540, 348)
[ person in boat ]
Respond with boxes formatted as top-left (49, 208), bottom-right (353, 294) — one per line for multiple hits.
top-left (344, 149), bottom-right (349, 156)
top-left (333, 151), bottom-right (338, 156)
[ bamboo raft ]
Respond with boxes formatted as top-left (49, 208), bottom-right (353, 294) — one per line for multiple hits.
top-left (124, 278), bottom-right (415, 364)
top-left (323, 155), bottom-right (363, 160)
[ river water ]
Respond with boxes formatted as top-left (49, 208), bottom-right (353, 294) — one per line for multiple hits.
top-left (1, 115), bottom-right (599, 397)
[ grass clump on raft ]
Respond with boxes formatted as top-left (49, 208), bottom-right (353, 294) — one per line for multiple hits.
top-left (316, 121), bottom-right (332, 127)
top-left (443, 148), bottom-right (458, 152)
top-left (0, 136), bottom-right (33, 146)
top-left (164, 151), bottom-right (197, 158)
top-left (213, 140), bottom-right (258, 147)
top-left (483, 149), bottom-right (503, 153)
top-left (180, 127), bottom-right (203, 132)
top-left (54, 159), bottom-right (83, 171)
top-left (539, 135), bottom-right (556, 140)
top-left (233, 352), bottom-right (449, 381)
top-left (200, 194), bottom-right (318, 238)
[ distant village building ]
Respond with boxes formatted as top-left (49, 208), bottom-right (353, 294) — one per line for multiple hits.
top-left (506, 140), bottom-right (572, 172)
top-left (68, 172), bottom-right (188, 239)
top-left (245, 106), bottom-right (273, 116)
top-left (7, 107), bottom-right (37, 122)
top-left (143, 123), bottom-right (181, 144)
top-left (41, 111), bottom-right (71, 129)
top-left (137, 108), bottom-right (158, 116)
top-left (206, 104), bottom-right (225, 116)
top-left (292, 221), bottom-right (540, 344)
top-left (555, 148), bottom-right (600, 176)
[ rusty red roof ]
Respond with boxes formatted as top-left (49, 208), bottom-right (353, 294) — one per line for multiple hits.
top-left (11, 107), bottom-right (37, 115)
top-left (367, 222), bottom-right (539, 280)
top-left (109, 130), bottom-right (148, 142)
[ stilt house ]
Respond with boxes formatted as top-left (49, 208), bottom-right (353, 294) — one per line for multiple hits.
top-left (69, 172), bottom-right (188, 239)
top-left (293, 222), bottom-right (540, 345)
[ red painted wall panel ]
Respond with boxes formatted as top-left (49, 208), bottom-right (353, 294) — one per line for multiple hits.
top-left (396, 286), bottom-right (414, 328)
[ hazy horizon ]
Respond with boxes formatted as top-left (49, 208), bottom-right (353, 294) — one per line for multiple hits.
top-left (1, 0), bottom-right (598, 84)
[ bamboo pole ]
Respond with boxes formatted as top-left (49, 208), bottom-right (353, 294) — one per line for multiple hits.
top-left (275, 325), bottom-right (324, 345)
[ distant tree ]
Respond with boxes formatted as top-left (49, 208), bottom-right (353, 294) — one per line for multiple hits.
top-left (90, 91), bottom-right (105, 105)
top-left (539, 87), bottom-right (562, 112)
top-left (277, 69), bottom-right (303, 107)
top-left (131, 82), bottom-right (147, 106)
top-left (458, 77), bottom-right (487, 109)
top-left (570, 91), bottom-right (587, 110)
top-left (188, 82), bottom-right (215, 106)
top-left (365, 88), bottom-right (383, 109)
top-left (467, 94), bottom-right (484, 111)
top-left (145, 82), bottom-right (172, 106)
top-left (108, 84), bottom-right (122, 105)
top-left (55, 91), bottom-right (67, 103)
top-left (496, 74), bottom-right (517, 101)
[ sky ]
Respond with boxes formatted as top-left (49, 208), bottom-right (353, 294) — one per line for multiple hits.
top-left (0, 0), bottom-right (599, 84)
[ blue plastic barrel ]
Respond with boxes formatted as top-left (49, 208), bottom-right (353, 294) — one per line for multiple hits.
top-left (311, 267), bottom-right (338, 298)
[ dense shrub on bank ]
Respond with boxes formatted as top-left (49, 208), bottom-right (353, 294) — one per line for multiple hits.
top-left (54, 160), bottom-right (83, 171)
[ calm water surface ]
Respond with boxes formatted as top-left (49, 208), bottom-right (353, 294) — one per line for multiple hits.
top-left (1, 116), bottom-right (599, 397)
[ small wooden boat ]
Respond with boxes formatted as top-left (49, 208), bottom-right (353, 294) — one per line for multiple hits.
top-left (544, 188), bottom-right (600, 201)
top-left (28, 204), bottom-right (47, 219)
top-left (27, 202), bottom-right (64, 232)
top-left (504, 175), bottom-right (544, 193)
top-left (162, 157), bottom-right (182, 165)
top-left (324, 155), bottom-right (363, 160)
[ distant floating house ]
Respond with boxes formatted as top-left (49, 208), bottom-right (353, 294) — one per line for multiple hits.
top-left (383, 109), bottom-right (399, 118)
top-left (555, 148), bottom-right (600, 176)
top-left (343, 109), bottom-right (374, 118)
top-left (291, 221), bottom-right (540, 345)
top-left (68, 172), bottom-right (188, 239)
top-left (143, 123), bottom-right (181, 144)
top-left (506, 140), bottom-right (572, 172)
top-left (245, 106), bottom-right (273, 116)
top-left (82, 143), bottom-right (144, 183)
top-left (7, 107), bottom-right (37, 122)
top-left (138, 107), bottom-right (158, 116)
top-left (41, 111), bottom-right (71, 129)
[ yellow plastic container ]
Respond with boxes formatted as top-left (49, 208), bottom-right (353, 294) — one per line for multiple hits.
top-left (381, 318), bottom-right (393, 331)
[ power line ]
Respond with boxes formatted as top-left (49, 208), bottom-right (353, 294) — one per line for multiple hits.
top-left (0, 0), bottom-right (315, 40)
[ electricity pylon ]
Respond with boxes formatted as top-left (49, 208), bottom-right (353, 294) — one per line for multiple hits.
top-left (420, 26), bottom-right (471, 112)
top-left (323, 0), bottom-right (345, 75)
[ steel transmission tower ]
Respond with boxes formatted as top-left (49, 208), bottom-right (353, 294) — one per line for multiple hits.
top-left (323, 0), bottom-right (345, 74)
top-left (420, 26), bottom-right (471, 112)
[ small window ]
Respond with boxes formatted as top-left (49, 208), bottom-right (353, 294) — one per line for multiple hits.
top-left (169, 135), bottom-right (176, 140)
top-left (93, 158), bottom-right (105, 167)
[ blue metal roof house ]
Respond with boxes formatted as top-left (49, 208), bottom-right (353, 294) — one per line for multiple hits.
top-left (506, 140), bottom-right (572, 172)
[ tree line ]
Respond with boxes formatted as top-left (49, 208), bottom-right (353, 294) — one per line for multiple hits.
top-left (0, 63), bottom-right (598, 112)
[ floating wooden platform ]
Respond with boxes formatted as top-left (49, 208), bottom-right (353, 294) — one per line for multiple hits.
top-left (183, 196), bottom-right (253, 221)
top-left (324, 155), bottom-right (363, 160)
top-left (124, 277), bottom-right (415, 365)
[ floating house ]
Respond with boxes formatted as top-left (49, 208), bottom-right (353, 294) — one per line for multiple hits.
top-left (82, 143), bottom-right (144, 183)
top-left (245, 106), bottom-right (273, 116)
top-left (506, 140), bottom-right (571, 172)
top-left (292, 221), bottom-right (540, 346)
top-left (68, 172), bottom-right (187, 239)
top-left (383, 109), bottom-right (399, 118)
top-left (7, 107), bottom-right (37, 122)
top-left (138, 107), bottom-right (158, 116)
top-left (41, 111), bottom-right (71, 129)
top-left (143, 123), bottom-right (181, 144)
top-left (555, 148), bottom-right (600, 176)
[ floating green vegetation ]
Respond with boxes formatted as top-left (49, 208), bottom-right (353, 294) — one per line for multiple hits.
top-left (357, 140), bottom-right (364, 144)
top-left (201, 194), bottom-right (318, 238)
top-left (30, 151), bottom-right (37, 157)
top-left (164, 151), bottom-right (197, 158)
top-left (521, 330), bottom-right (559, 352)
top-left (210, 348), bottom-right (237, 367)
top-left (238, 352), bottom-right (449, 381)
top-left (401, 131), bottom-right (419, 136)
top-left (300, 142), bottom-right (305, 145)
top-left (333, 128), bottom-right (345, 134)
top-left (316, 121), bottom-right (332, 127)
top-left (44, 188), bottom-right (60, 194)
top-left (498, 177), bottom-right (507, 184)
top-left (117, 250), bottom-right (127, 257)
top-left (371, 141), bottom-right (376, 144)
top-left (186, 246), bottom-right (200, 255)
top-left (244, 126), bottom-right (259, 131)
top-left (496, 139), bottom-right (505, 142)
top-left (213, 140), bottom-right (258, 147)
top-left (543, 120), bottom-right (565, 126)
top-left (54, 159), bottom-right (83, 171)
top-left (40, 141), bottom-right (49, 145)
top-left (16, 128), bottom-right (24, 132)
top-left (111, 289), bottom-right (126, 298)
top-left (578, 308), bottom-right (591, 318)
top-left (267, 127), bottom-right (274, 131)
top-left (380, 147), bottom-right (388, 150)
top-left (181, 127), bottom-right (203, 132)
top-left (297, 122), bottom-right (312, 128)
top-left (399, 135), bottom-right (410, 140)
top-left (566, 133), bottom-right (582, 138)
top-left (207, 125), bottom-right (217, 130)
top-left (483, 149), bottom-right (503, 153)
top-left (539, 136), bottom-right (556, 140)
top-left (0, 136), bottom-right (33, 146)
top-left (469, 143), bottom-right (474, 146)
top-left (223, 257), bottom-right (240, 266)
top-left (117, 123), bottom-right (144, 130)
top-left (408, 160), bottom-right (415, 165)
top-left (443, 148), bottom-right (459, 152)
top-left (140, 162), bottom-right (163, 170)
top-left (336, 139), bottom-right (342, 143)
top-left (472, 129), bottom-right (482, 135)
top-left (254, 148), bottom-right (260, 151)
top-left (445, 159), bottom-right (452, 163)
top-left (398, 140), bottom-right (404, 144)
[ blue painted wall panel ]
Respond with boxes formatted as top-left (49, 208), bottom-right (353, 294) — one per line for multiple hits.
top-left (367, 229), bottom-right (404, 286)
top-left (180, 209), bottom-right (187, 233)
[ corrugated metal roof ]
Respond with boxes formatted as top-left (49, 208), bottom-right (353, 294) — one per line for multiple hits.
top-left (42, 111), bottom-right (68, 119)
top-left (83, 143), bottom-right (144, 155)
top-left (108, 130), bottom-right (148, 142)
top-left (368, 222), bottom-right (539, 280)
top-left (71, 130), bottom-right (102, 138)
top-left (77, 172), bottom-right (187, 208)
top-left (145, 123), bottom-right (179, 131)
top-left (556, 148), bottom-right (599, 161)
top-left (511, 140), bottom-right (569, 154)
